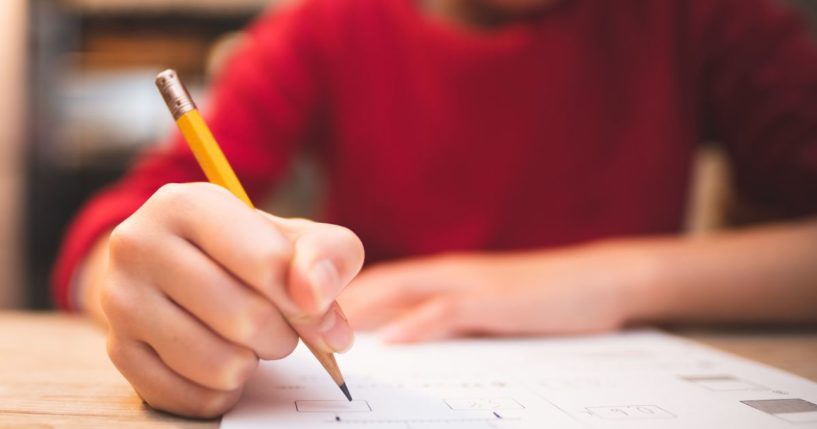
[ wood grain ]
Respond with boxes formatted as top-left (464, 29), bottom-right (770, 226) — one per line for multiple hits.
top-left (0, 312), bottom-right (216, 428)
top-left (1, 312), bottom-right (815, 428)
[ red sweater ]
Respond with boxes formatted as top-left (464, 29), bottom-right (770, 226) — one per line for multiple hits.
top-left (54, 0), bottom-right (817, 310)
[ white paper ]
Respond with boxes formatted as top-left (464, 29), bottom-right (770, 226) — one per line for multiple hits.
top-left (222, 330), bottom-right (817, 428)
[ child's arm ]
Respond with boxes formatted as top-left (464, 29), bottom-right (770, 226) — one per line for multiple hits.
top-left (340, 218), bottom-right (817, 342)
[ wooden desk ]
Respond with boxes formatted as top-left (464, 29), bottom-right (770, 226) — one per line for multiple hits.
top-left (2, 312), bottom-right (816, 428)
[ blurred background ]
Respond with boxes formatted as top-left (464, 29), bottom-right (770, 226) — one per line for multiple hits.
top-left (0, 0), bottom-right (816, 310)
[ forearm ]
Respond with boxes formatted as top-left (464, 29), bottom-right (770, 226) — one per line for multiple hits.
top-left (341, 218), bottom-right (817, 340)
top-left (625, 219), bottom-right (817, 326)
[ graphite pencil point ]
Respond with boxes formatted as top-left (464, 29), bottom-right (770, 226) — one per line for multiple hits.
top-left (339, 383), bottom-right (352, 401)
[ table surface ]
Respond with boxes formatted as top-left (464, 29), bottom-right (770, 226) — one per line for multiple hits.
top-left (2, 312), bottom-right (816, 428)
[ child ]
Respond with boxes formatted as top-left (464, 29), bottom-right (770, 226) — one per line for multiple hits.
top-left (55, 0), bottom-right (817, 418)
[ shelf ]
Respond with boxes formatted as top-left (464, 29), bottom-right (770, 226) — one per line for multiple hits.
top-left (58, 0), bottom-right (276, 16)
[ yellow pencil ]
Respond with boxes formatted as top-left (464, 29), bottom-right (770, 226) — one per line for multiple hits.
top-left (155, 69), bottom-right (351, 402)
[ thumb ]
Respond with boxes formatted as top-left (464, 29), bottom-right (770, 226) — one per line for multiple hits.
top-left (259, 212), bottom-right (365, 315)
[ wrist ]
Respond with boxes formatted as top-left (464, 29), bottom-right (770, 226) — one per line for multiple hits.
top-left (595, 239), bottom-right (668, 327)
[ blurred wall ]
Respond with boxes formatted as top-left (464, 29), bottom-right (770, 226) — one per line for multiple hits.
top-left (0, 0), bottom-right (27, 308)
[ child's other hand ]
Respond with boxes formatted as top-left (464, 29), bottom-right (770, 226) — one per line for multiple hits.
top-left (340, 244), bottom-right (648, 343)
top-left (100, 182), bottom-right (364, 418)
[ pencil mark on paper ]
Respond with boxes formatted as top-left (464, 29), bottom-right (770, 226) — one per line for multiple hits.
top-left (324, 416), bottom-right (520, 426)
top-left (295, 400), bottom-right (372, 413)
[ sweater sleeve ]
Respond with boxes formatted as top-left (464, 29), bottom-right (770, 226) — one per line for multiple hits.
top-left (52, 2), bottom-right (328, 311)
top-left (699, 0), bottom-right (817, 217)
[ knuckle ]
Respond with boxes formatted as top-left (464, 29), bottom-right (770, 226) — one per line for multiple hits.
top-left (195, 181), bottom-right (233, 198)
top-left (234, 303), bottom-right (278, 345)
top-left (99, 282), bottom-right (137, 328)
top-left (286, 217), bottom-right (317, 230)
top-left (260, 327), bottom-right (299, 360)
top-left (198, 390), bottom-right (242, 419)
top-left (108, 222), bottom-right (143, 262)
top-left (257, 236), bottom-right (293, 265)
top-left (105, 334), bottom-right (128, 369)
top-left (142, 393), bottom-right (186, 418)
top-left (142, 395), bottom-right (184, 418)
top-left (142, 388), bottom-right (232, 419)
top-left (337, 226), bottom-right (365, 261)
top-left (151, 183), bottom-right (191, 208)
top-left (186, 181), bottom-right (235, 204)
top-left (331, 225), bottom-right (362, 246)
top-left (279, 328), bottom-right (300, 356)
top-left (149, 183), bottom-right (221, 218)
top-left (210, 347), bottom-right (257, 391)
top-left (251, 240), bottom-right (293, 288)
top-left (98, 281), bottom-right (116, 315)
top-left (147, 182), bottom-right (230, 236)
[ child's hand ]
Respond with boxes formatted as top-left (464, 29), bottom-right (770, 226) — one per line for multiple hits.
top-left (99, 182), bottom-right (364, 418)
top-left (340, 244), bottom-right (648, 343)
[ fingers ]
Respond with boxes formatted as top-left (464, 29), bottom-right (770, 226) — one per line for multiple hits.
top-left (151, 235), bottom-right (299, 360)
top-left (258, 214), bottom-right (362, 354)
top-left (102, 279), bottom-right (258, 392)
top-left (143, 183), bottom-right (365, 319)
top-left (107, 335), bottom-right (243, 419)
top-left (339, 264), bottom-right (431, 330)
top-left (144, 183), bottom-right (296, 313)
top-left (261, 214), bottom-right (365, 315)
top-left (291, 302), bottom-right (355, 354)
top-left (378, 298), bottom-right (462, 343)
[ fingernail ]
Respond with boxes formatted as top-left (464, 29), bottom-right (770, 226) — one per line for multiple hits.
top-left (308, 260), bottom-right (340, 312)
top-left (319, 307), bottom-right (355, 353)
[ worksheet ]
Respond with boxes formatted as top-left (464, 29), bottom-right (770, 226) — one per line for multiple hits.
top-left (222, 330), bottom-right (817, 428)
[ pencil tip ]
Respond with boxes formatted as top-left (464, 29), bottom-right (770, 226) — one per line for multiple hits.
top-left (339, 382), bottom-right (352, 401)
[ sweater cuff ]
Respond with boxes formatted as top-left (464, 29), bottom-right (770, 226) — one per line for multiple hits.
top-left (51, 190), bottom-right (151, 312)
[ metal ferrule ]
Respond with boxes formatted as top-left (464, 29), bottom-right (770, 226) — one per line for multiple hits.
top-left (155, 69), bottom-right (197, 120)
